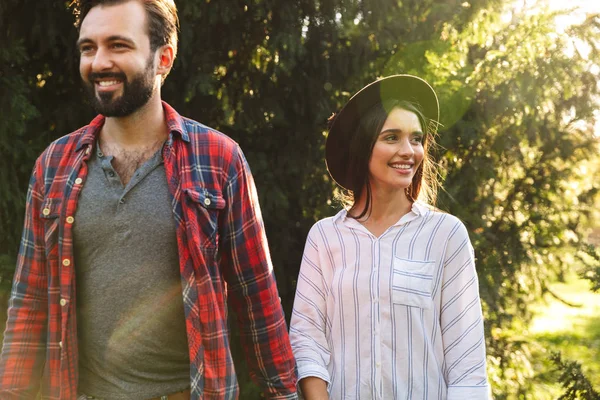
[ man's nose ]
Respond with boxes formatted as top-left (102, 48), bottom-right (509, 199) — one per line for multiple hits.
top-left (91, 47), bottom-right (114, 71)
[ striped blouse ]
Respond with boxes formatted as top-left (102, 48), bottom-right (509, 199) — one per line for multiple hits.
top-left (289, 201), bottom-right (489, 400)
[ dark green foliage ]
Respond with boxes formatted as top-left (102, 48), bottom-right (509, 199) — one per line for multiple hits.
top-left (578, 243), bottom-right (600, 292)
top-left (0, 0), bottom-right (87, 267)
top-left (551, 352), bottom-right (600, 400)
top-left (1, 0), bottom-right (599, 397)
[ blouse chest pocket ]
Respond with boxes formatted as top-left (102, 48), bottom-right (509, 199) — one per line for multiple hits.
top-left (391, 257), bottom-right (436, 309)
top-left (183, 187), bottom-right (226, 248)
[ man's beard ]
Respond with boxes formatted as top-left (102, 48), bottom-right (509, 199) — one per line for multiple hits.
top-left (84, 57), bottom-right (156, 118)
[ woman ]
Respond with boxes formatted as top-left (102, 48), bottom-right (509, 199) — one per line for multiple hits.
top-left (289, 75), bottom-right (489, 400)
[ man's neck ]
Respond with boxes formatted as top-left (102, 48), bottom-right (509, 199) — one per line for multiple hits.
top-left (100, 93), bottom-right (169, 150)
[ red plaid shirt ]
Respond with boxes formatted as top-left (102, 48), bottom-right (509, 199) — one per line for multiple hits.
top-left (0, 102), bottom-right (298, 399)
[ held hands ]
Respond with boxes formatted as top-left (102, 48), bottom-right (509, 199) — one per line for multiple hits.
top-left (299, 377), bottom-right (329, 400)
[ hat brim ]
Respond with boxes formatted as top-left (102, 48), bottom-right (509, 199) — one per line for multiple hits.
top-left (325, 74), bottom-right (439, 190)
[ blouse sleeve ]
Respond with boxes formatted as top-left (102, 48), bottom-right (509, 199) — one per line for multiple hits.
top-left (440, 219), bottom-right (490, 400)
top-left (289, 223), bottom-right (332, 386)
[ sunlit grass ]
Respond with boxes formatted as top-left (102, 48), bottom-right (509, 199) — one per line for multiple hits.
top-left (528, 271), bottom-right (600, 398)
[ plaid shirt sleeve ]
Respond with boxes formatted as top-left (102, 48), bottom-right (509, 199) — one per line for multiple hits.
top-left (219, 145), bottom-right (298, 399)
top-left (0, 159), bottom-right (49, 397)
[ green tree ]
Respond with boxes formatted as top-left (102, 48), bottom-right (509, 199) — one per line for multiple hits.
top-left (398, 4), bottom-right (600, 397)
top-left (551, 352), bottom-right (600, 400)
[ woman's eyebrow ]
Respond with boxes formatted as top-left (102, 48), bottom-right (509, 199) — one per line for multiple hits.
top-left (379, 128), bottom-right (423, 136)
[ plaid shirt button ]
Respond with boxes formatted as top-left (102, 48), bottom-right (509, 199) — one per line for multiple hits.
top-left (62, 259), bottom-right (71, 266)
top-left (60, 299), bottom-right (67, 306)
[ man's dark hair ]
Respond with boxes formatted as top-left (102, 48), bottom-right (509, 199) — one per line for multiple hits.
top-left (72, 0), bottom-right (179, 62)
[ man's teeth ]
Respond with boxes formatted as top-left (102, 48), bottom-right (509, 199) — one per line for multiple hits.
top-left (391, 164), bottom-right (412, 169)
top-left (98, 80), bottom-right (119, 87)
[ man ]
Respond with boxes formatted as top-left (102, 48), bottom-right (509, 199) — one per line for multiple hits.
top-left (0, 0), bottom-right (298, 399)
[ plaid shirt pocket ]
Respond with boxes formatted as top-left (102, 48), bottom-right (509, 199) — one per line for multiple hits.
top-left (183, 187), bottom-right (226, 248)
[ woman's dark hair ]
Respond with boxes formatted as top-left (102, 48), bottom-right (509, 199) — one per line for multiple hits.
top-left (338, 99), bottom-right (439, 219)
top-left (72, 0), bottom-right (179, 78)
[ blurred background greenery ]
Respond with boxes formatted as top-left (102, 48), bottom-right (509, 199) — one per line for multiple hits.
top-left (1, 0), bottom-right (599, 398)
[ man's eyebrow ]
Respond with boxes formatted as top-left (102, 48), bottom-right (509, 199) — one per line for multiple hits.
top-left (105, 35), bottom-right (136, 45)
top-left (76, 37), bottom-right (93, 48)
top-left (76, 35), bottom-right (135, 48)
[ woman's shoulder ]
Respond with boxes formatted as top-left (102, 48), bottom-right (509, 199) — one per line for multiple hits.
top-left (417, 202), bottom-right (470, 236)
top-left (306, 209), bottom-right (348, 237)
top-left (311, 209), bottom-right (346, 228)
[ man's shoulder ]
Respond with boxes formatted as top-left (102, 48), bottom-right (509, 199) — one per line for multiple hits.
top-left (29, 124), bottom-right (94, 194)
top-left (179, 116), bottom-right (238, 150)
top-left (163, 103), bottom-right (239, 154)
top-left (38, 124), bottom-right (93, 162)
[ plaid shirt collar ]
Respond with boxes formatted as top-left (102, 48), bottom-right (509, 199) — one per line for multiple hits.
top-left (74, 101), bottom-right (190, 153)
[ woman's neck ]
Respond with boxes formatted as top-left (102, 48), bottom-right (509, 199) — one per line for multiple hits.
top-left (349, 186), bottom-right (413, 237)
